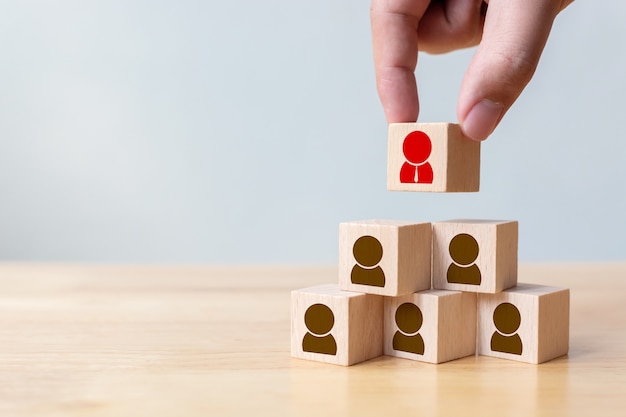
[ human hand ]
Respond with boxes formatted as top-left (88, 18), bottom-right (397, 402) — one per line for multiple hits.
top-left (371, 0), bottom-right (574, 140)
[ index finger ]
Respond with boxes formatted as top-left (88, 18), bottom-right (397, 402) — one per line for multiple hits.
top-left (371, 0), bottom-right (429, 123)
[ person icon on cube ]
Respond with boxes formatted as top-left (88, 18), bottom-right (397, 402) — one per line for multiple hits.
top-left (302, 303), bottom-right (337, 355)
top-left (400, 130), bottom-right (434, 184)
top-left (447, 233), bottom-right (482, 285)
top-left (392, 302), bottom-right (425, 355)
top-left (351, 235), bottom-right (386, 287)
top-left (491, 302), bottom-right (523, 355)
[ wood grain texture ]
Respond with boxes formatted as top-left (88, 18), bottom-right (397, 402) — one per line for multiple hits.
top-left (291, 284), bottom-right (383, 366)
top-left (384, 290), bottom-right (476, 364)
top-left (338, 220), bottom-right (431, 296)
top-left (433, 219), bottom-right (518, 293)
top-left (387, 123), bottom-right (480, 192)
top-left (477, 284), bottom-right (570, 364)
top-left (0, 263), bottom-right (625, 417)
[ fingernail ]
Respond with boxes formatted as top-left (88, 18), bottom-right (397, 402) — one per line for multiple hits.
top-left (462, 99), bottom-right (504, 141)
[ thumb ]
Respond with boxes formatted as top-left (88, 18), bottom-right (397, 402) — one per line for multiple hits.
top-left (457, 0), bottom-right (562, 141)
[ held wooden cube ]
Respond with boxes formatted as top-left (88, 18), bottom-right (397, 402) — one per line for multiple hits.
top-left (338, 220), bottom-right (431, 296)
top-left (387, 123), bottom-right (480, 192)
top-left (432, 219), bottom-right (518, 294)
top-left (384, 290), bottom-right (477, 364)
top-left (477, 284), bottom-right (570, 364)
top-left (291, 284), bottom-right (383, 366)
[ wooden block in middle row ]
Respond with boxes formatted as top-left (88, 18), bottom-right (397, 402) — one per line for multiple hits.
top-left (384, 290), bottom-right (477, 364)
top-left (338, 220), bottom-right (432, 296)
top-left (387, 122), bottom-right (481, 192)
top-left (432, 219), bottom-right (518, 294)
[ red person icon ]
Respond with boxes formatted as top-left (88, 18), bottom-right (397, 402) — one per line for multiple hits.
top-left (400, 131), bottom-right (433, 184)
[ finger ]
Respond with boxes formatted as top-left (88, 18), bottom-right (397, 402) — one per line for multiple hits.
top-left (457, 0), bottom-right (564, 141)
top-left (418, 0), bottom-right (486, 54)
top-left (371, 0), bottom-right (429, 123)
top-left (560, 0), bottom-right (575, 12)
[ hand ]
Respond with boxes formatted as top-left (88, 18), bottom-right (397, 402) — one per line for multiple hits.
top-left (371, 0), bottom-right (574, 140)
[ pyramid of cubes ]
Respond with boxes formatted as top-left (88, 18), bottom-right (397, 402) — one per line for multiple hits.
top-left (291, 123), bottom-right (570, 366)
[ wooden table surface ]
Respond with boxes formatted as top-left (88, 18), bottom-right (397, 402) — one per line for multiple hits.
top-left (0, 263), bottom-right (625, 416)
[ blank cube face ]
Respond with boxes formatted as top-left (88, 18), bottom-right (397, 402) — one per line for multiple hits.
top-left (433, 220), bottom-right (518, 294)
top-left (291, 284), bottom-right (383, 366)
top-left (477, 284), bottom-right (570, 364)
top-left (384, 290), bottom-right (477, 364)
top-left (387, 123), bottom-right (480, 192)
top-left (338, 220), bottom-right (431, 296)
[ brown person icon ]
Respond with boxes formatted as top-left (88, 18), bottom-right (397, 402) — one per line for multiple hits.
top-left (490, 302), bottom-right (523, 355)
top-left (447, 233), bottom-right (482, 285)
top-left (392, 302), bottom-right (425, 355)
top-left (302, 303), bottom-right (337, 355)
top-left (351, 235), bottom-right (386, 287)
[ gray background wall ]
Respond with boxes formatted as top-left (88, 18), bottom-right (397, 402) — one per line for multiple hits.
top-left (0, 1), bottom-right (624, 263)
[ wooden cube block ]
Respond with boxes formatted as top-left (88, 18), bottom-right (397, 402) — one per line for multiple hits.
top-left (384, 290), bottom-right (477, 364)
top-left (477, 284), bottom-right (570, 364)
top-left (387, 122), bottom-right (480, 192)
top-left (291, 284), bottom-right (384, 366)
top-left (432, 219), bottom-right (518, 294)
top-left (338, 220), bottom-right (431, 296)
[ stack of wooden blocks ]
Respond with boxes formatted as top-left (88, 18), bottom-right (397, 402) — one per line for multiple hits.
top-left (291, 123), bottom-right (570, 366)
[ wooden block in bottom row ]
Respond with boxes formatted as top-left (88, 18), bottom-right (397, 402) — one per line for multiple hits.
top-left (292, 283), bottom-right (569, 366)
top-left (384, 290), bottom-right (477, 364)
top-left (477, 284), bottom-right (570, 364)
top-left (291, 284), bottom-right (383, 366)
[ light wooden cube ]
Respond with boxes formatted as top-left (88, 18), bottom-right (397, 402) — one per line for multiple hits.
top-left (338, 220), bottom-right (431, 296)
top-left (387, 123), bottom-right (480, 192)
top-left (384, 290), bottom-right (477, 364)
top-left (291, 284), bottom-right (383, 366)
top-left (432, 219), bottom-right (518, 294)
top-left (477, 284), bottom-right (569, 363)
